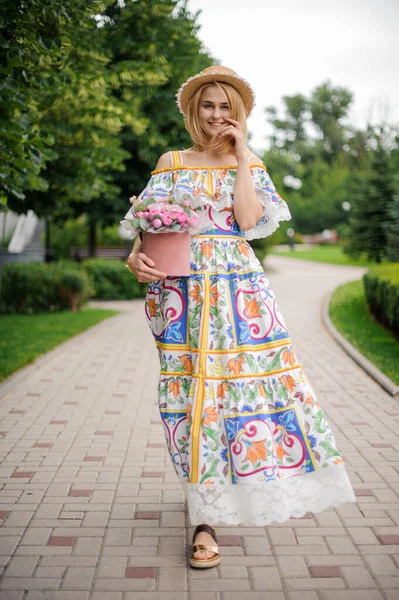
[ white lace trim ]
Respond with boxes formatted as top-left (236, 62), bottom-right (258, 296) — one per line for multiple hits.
top-left (189, 190), bottom-right (232, 213)
top-left (182, 463), bottom-right (356, 526)
top-left (244, 188), bottom-right (292, 241)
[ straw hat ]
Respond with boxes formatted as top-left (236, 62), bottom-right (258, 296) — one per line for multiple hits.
top-left (176, 66), bottom-right (255, 117)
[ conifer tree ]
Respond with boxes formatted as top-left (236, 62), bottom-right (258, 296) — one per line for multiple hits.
top-left (345, 147), bottom-right (393, 262)
top-left (385, 175), bottom-right (399, 262)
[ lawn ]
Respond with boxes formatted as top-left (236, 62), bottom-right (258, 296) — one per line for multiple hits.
top-left (329, 279), bottom-right (399, 385)
top-left (0, 308), bottom-right (118, 383)
top-left (271, 244), bottom-right (374, 267)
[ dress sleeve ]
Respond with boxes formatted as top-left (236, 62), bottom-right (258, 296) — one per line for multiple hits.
top-left (244, 166), bottom-right (292, 241)
top-left (119, 170), bottom-right (175, 238)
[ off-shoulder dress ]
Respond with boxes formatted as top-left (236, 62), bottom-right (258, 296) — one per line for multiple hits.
top-left (121, 150), bottom-right (356, 526)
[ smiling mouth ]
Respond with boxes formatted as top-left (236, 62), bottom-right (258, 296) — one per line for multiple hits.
top-left (208, 122), bottom-right (223, 127)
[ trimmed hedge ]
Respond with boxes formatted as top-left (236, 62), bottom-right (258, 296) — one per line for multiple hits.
top-left (83, 259), bottom-right (147, 300)
top-left (0, 262), bottom-right (91, 313)
top-left (363, 264), bottom-right (399, 335)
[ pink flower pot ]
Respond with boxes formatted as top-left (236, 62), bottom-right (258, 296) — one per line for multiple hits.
top-left (142, 231), bottom-right (191, 277)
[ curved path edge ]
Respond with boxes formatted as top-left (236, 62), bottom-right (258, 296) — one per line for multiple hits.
top-left (322, 286), bottom-right (399, 399)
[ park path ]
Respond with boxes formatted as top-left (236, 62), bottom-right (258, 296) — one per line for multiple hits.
top-left (0, 255), bottom-right (398, 600)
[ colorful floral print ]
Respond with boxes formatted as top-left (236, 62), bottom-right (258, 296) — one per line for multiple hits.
top-left (138, 167), bottom-right (356, 525)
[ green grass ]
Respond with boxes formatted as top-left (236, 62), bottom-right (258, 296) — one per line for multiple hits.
top-left (271, 245), bottom-right (374, 266)
top-left (0, 308), bottom-right (118, 383)
top-left (329, 280), bottom-right (399, 385)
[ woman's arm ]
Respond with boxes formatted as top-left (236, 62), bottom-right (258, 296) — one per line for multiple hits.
top-left (217, 117), bottom-right (263, 230)
top-left (233, 155), bottom-right (264, 230)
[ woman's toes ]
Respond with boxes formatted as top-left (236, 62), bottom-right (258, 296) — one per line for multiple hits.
top-left (193, 531), bottom-right (217, 560)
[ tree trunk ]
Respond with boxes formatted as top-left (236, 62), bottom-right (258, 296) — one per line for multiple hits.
top-left (88, 221), bottom-right (96, 258)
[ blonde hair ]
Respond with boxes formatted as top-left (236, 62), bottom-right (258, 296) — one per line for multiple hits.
top-left (184, 82), bottom-right (247, 155)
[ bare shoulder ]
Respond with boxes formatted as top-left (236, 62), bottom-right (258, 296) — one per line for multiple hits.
top-left (154, 152), bottom-right (171, 170)
top-left (246, 149), bottom-right (264, 165)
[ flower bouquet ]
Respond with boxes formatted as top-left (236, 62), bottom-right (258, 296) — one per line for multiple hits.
top-left (121, 195), bottom-right (201, 277)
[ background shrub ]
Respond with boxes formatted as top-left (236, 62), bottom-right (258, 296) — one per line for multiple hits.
top-left (83, 259), bottom-right (146, 300)
top-left (0, 263), bottom-right (91, 313)
top-left (363, 264), bottom-right (399, 335)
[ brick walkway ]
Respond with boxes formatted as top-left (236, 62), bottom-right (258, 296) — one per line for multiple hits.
top-left (0, 255), bottom-right (398, 599)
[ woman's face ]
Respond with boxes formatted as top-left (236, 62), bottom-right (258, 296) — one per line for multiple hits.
top-left (198, 84), bottom-right (231, 137)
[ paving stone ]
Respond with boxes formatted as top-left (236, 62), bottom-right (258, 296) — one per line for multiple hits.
top-left (318, 592), bottom-right (383, 600)
top-left (48, 537), bottom-right (76, 547)
top-left (250, 566), bottom-right (282, 590)
top-left (97, 557), bottom-right (127, 579)
top-left (190, 578), bottom-right (250, 591)
top-left (287, 593), bottom-right (319, 600)
top-left (61, 567), bottom-right (95, 590)
top-left (278, 556), bottom-right (309, 578)
top-left (308, 566), bottom-right (340, 578)
top-left (4, 556), bottom-right (38, 577)
top-left (340, 565), bottom-right (378, 588)
top-left (157, 566), bottom-right (186, 590)
top-left (94, 578), bottom-right (155, 591)
top-left (0, 578), bottom-right (61, 591)
top-left (25, 594), bottom-right (89, 599)
top-left (35, 567), bottom-right (66, 578)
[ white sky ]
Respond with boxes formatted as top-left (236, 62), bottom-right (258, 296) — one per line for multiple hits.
top-left (187, 0), bottom-right (399, 152)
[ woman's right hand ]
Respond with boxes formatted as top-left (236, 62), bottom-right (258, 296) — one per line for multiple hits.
top-left (126, 252), bottom-right (167, 282)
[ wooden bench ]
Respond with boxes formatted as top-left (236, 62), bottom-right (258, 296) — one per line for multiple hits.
top-left (70, 246), bottom-right (130, 261)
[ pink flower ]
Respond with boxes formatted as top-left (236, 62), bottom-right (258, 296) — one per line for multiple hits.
top-left (182, 200), bottom-right (190, 207)
top-left (187, 216), bottom-right (199, 226)
top-left (152, 218), bottom-right (162, 228)
top-left (176, 213), bottom-right (188, 223)
top-left (135, 211), bottom-right (144, 218)
top-left (162, 215), bottom-right (173, 226)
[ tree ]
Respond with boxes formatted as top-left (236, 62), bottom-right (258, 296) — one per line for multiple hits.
top-left (385, 174), bottom-right (399, 262)
top-left (70, 0), bottom-right (213, 252)
top-left (309, 81), bottom-right (353, 164)
top-left (0, 0), bottom-right (122, 212)
top-left (345, 147), bottom-right (394, 263)
top-left (261, 80), bottom-right (384, 235)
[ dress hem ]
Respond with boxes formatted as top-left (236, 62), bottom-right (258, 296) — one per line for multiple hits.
top-left (181, 462), bottom-right (356, 526)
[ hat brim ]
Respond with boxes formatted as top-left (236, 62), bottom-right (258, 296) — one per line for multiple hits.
top-left (177, 72), bottom-right (255, 117)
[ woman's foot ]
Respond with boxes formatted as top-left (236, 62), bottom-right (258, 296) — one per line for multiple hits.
top-left (192, 528), bottom-right (218, 560)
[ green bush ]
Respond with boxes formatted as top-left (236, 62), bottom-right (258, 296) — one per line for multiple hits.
top-left (83, 259), bottom-right (146, 300)
top-left (50, 218), bottom-right (128, 260)
top-left (0, 263), bottom-right (91, 313)
top-left (363, 264), bottom-right (399, 335)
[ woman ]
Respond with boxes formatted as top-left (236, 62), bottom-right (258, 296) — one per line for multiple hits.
top-left (123, 66), bottom-right (356, 569)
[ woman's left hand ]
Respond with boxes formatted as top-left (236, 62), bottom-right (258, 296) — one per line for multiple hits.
top-left (217, 116), bottom-right (246, 160)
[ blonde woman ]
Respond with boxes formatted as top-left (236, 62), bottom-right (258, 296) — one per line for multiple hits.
top-left (123, 66), bottom-right (355, 569)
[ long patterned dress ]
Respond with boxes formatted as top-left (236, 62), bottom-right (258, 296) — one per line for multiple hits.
top-left (122, 151), bottom-right (356, 526)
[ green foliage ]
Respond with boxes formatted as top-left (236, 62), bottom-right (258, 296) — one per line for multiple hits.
top-left (329, 279), bottom-right (399, 385)
top-left (363, 264), bottom-right (399, 335)
top-left (248, 237), bottom-right (274, 262)
top-left (385, 174), bottom-right (399, 262)
top-left (0, 262), bottom-right (91, 313)
top-left (1, 0), bottom-right (213, 259)
top-left (95, 0), bottom-right (213, 230)
top-left (0, 308), bottom-right (117, 383)
top-left (49, 218), bottom-right (128, 260)
top-left (83, 259), bottom-right (147, 300)
top-left (261, 80), bottom-right (399, 237)
top-left (1, 0), bottom-right (124, 213)
top-left (345, 147), bottom-right (394, 263)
